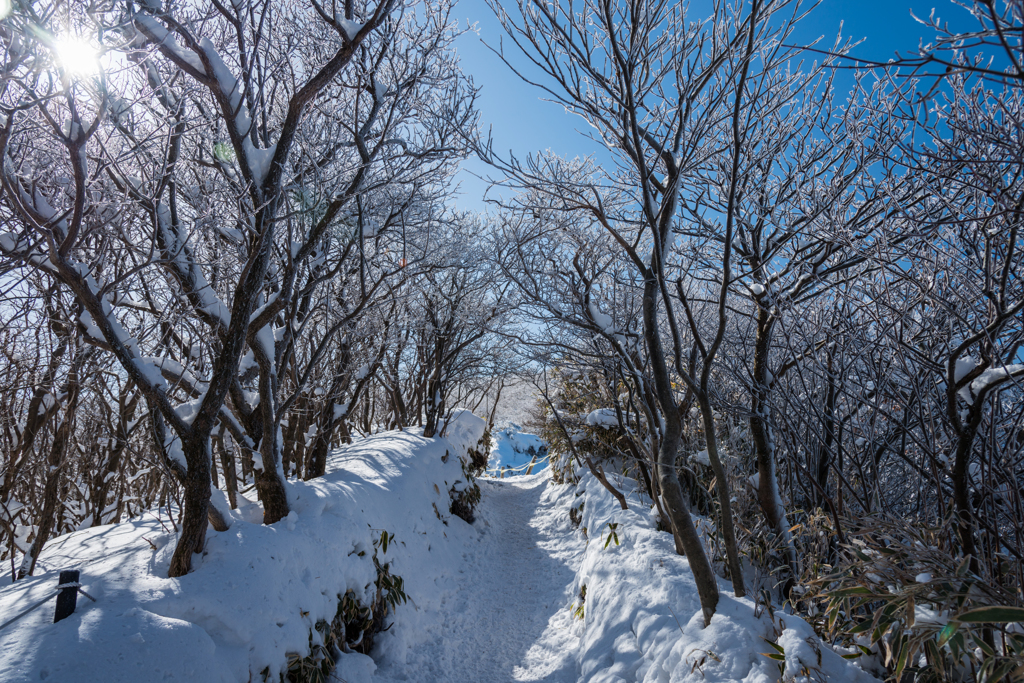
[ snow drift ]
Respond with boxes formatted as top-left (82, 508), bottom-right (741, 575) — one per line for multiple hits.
top-left (568, 469), bottom-right (879, 683)
top-left (487, 424), bottom-right (547, 475)
top-left (0, 411), bottom-right (486, 683)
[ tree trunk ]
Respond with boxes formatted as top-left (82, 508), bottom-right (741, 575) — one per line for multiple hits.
top-left (658, 422), bottom-right (720, 625)
top-left (251, 341), bottom-right (290, 524)
top-left (699, 401), bottom-right (746, 597)
top-left (952, 414), bottom-right (981, 572)
top-left (643, 280), bottom-right (720, 625)
top-left (19, 446), bottom-right (62, 578)
top-left (19, 348), bottom-right (85, 578)
top-left (168, 434), bottom-right (213, 577)
top-left (254, 454), bottom-right (289, 524)
top-left (423, 367), bottom-right (444, 438)
top-left (1, 334), bottom-right (69, 505)
top-left (92, 387), bottom-right (139, 527)
top-left (214, 430), bottom-right (239, 509)
top-left (749, 306), bottom-right (796, 596)
top-left (305, 414), bottom-right (335, 480)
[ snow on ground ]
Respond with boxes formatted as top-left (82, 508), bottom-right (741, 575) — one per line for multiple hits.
top-left (372, 472), bottom-right (583, 683)
top-left (1, 416), bottom-right (878, 683)
top-left (358, 450), bottom-right (879, 683)
top-left (0, 411), bottom-right (486, 683)
top-left (487, 425), bottom-right (548, 476)
top-left (570, 469), bottom-right (880, 683)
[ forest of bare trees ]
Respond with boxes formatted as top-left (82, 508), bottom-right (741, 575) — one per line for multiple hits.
top-left (483, 0), bottom-right (1024, 678)
top-left (0, 0), bottom-right (512, 580)
top-left (1, 0), bottom-right (1023, 680)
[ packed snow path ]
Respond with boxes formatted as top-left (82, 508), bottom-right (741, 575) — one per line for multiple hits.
top-left (375, 473), bottom-right (584, 683)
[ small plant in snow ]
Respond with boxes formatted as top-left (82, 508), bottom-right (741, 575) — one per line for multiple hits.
top-left (802, 513), bottom-right (1024, 682)
top-left (760, 638), bottom-right (786, 675)
top-left (569, 501), bottom-right (584, 529)
top-left (449, 441), bottom-right (484, 523)
top-left (571, 584), bottom-right (586, 621)
top-left (372, 530), bottom-right (409, 619)
top-left (284, 528), bottom-right (410, 682)
top-left (602, 522), bottom-right (620, 549)
top-left (285, 619), bottom-right (335, 683)
top-left (465, 431), bottom-right (491, 477)
top-left (687, 648), bottom-right (722, 677)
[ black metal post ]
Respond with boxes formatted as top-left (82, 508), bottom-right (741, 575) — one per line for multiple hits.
top-left (53, 570), bottom-right (79, 623)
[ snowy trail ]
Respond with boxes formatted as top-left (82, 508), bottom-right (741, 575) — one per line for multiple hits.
top-left (374, 473), bottom-right (584, 683)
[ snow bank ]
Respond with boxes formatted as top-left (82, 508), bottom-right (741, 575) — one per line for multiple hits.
top-left (487, 424), bottom-right (547, 475)
top-left (568, 470), bottom-right (878, 683)
top-left (0, 415), bottom-right (486, 683)
top-left (439, 408), bottom-right (486, 459)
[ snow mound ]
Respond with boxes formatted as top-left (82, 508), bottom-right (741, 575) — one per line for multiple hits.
top-left (487, 424), bottom-right (548, 476)
top-left (0, 417), bottom-right (486, 683)
top-left (569, 470), bottom-right (879, 683)
top-left (439, 408), bottom-right (487, 458)
top-left (585, 408), bottom-right (619, 429)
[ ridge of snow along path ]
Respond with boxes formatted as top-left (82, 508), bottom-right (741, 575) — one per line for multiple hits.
top-left (375, 464), bottom-right (881, 683)
top-left (0, 410), bottom-right (493, 683)
top-left (0, 413), bottom-right (879, 683)
top-left (373, 472), bottom-right (584, 683)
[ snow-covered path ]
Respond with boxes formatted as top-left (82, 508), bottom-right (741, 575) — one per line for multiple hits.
top-left (374, 473), bottom-right (584, 683)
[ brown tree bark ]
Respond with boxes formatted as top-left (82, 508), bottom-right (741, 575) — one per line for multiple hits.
top-left (643, 279), bottom-right (720, 625)
top-left (20, 347), bottom-right (88, 578)
top-left (748, 303), bottom-right (797, 596)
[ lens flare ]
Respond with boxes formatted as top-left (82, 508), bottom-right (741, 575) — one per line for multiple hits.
top-left (54, 37), bottom-right (100, 77)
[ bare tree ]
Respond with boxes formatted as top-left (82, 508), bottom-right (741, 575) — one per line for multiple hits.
top-left (479, 0), bottom-right (860, 621)
top-left (0, 0), bottom-right (469, 576)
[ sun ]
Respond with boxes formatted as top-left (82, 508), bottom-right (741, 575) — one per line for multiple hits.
top-left (54, 37), bottom-right (100, 77)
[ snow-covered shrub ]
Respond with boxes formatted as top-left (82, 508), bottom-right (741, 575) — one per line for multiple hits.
top-left (569, 493), bottom-right (584, 529)
top-left (801, 513), bottom-right (1024, 682)
top-left (0, 415), bottom-right (487, 683)
top-left (284, 531), bottom-right (409, 682)
top-left (531, 368), bottom-right (633, 484)
top-left (571, 583), bottom-right (586, 621)
top-left (465, 428), bottom-right (492, 477)
top-left (284, 556), bottom-right (407, 683)
top-left (448, 470), bottom-right (482, 523)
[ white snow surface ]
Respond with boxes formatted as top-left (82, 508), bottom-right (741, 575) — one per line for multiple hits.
top-left (0, 415), bottom-right (878, 683)
top-left (953, 356), bottom-right (978, 383)
top-left (0, 412), bottom-right (487, 683)
top-left (586, 408), bottom-right (619, 429)
top-left (371, 472), bottom-right (582, 683)
top-left (336, 17), bottom-right (365, 41)
top-left (570, 469), bottom-right (880, 683)
top-left (588, 301), bottom-right (615, 334)
top-left (487, 425), bottom-right (548, 474)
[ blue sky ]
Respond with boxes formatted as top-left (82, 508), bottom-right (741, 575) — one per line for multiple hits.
top-left (449, 0), bottom-right (978, 212)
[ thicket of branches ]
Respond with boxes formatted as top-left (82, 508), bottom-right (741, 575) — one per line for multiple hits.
top-left (0, 0), bottom-right (511, 580)
top-left (483, 0), bottom-right (1024, 679)
top-left (2, 0), bottom-right (1024, 679)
